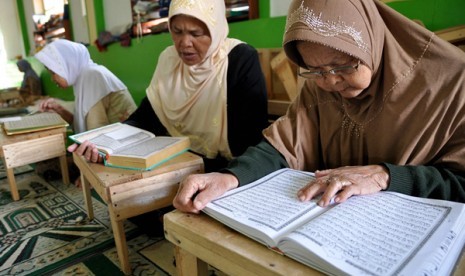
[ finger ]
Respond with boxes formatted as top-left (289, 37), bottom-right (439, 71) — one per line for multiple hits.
top-left (320, 177), bottom-right (354, 206)
top-left (91, 147), bottom-right (100, 163)
top-left (314, 169), bottom-right (332, 178)
top-left (298, 178), bottom-right (326, 202)
top-left (84, 145), bottom-right (94, 161)
top-left (318, 178), bottom-right (345, 207)
top-left (39, 102), bottom-right (47, 111)
top-left (74, 141), bottom-right (89, 156)
top-left (67, 143), bottom-right (78, 152)
top-left (334, 187), bottom-right (355, 204)
top-left (192, 184), bottom-right (224, 210)
top-left (173, 176), bottom-right (204, 213)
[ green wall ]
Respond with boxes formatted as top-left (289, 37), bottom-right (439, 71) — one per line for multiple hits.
top-left (35, 0), bottom-right (465, 105)
top-left (387, 0), bottom-right (465, 31)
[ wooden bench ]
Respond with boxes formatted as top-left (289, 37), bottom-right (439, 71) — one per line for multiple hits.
top-left (165, 210), bottom-right (465, 276)
top-left (73, 151), bottom-right (203, 275)
top-left (0, 126), bottom-right (69, 200)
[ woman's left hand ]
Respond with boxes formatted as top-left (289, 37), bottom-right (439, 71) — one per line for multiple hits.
top-left (297, 165), bottom-right (390, 207)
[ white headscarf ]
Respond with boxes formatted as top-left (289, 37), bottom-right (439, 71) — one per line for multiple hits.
top-left (146, 0), bottom-right (242, 159)
top-left (35, 39), bottom-right (127, 133)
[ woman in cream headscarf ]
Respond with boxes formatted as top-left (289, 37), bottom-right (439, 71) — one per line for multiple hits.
top-left (71, 0), bottom-right (269, 172)
top-left (68, 0), bottom-right (268, 234)
top-left (174, 0), bottom-right (465, 213)
top-left (35, 39), bottom-right (137, 133)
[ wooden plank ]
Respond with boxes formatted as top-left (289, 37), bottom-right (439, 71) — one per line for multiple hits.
top-left (164, 210), bottom-right (321, 276)
top-left (110, 164), bottom-right (204, 220)
top-left (257, 48), bottom-right (273, 99)
top-left (164, 210), bottom-right (465, 276)
top-left (73, 153), bottom-right (112, 202)
top-left (81, 174), bottom-right (95, 220)
top-left (175, 246), bottom-right (209, 276)
top-left (58, 155), bottom-right (70, 184)
top-left (0, 126), bottom-right (66, 157)
top-left (109, 206), bottom-right (131, 275)
top-left (270, 50), bottom-right (298, 101)
top-left (2, 134), bottom-right (66, 168)
top-left (5, 164), bottom-right (19, 201)
top-left (268, 99), bottom-right (290, 117)
top-left (435, 25), bottom-right (465, 43)
top-left (73, 151), bottom-right (203, 188)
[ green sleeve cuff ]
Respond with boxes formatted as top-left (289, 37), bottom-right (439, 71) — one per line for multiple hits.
top-left (383, 163), bottom-right (415, 195)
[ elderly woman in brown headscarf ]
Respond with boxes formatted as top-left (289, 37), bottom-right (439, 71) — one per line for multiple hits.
top-left (174, 0), bottom-right (465, 213)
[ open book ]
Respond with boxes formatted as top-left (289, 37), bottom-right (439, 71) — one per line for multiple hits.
top-left (203, 168), bottom-right (465, 276)
top-left (69, 123), bottom-right (190, 170)
top-left (2, 112), bottom-right (68, 135)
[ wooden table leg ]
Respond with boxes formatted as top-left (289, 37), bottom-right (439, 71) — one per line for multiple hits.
top-left (81, 174), bottom-right (94, 220)
top-left (174, 246), bottom-right (209, 276)
top-left (59, 155), bottom-right (70, 184)
top-left (6, 167), bottom-right (19, 201)
top-left (109, 205), bottom-right (131, 275)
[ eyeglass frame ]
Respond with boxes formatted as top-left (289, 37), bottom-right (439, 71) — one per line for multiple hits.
top-left (297, 59), bottom-right (361, 79)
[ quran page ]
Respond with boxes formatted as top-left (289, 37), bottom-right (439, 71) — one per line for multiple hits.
top-left (69, 123), bottom-right (153, 155)
top-left (203, 168), bottom-right (325, 247)
top-left (3, 112), bottom-right (68, 135)
top-left (278, 191), bottom-right (465, 276)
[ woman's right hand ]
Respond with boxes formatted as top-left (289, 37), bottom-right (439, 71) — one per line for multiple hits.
top-left (39, 98), bottom-right (62, 113)
top-left (173, 172), bottom-right (239, 214)
top-left (68, 141), bottom-right (104, 163)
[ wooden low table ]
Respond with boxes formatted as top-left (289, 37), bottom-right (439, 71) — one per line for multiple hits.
top-left (0, 126), bottom-right (69, 200)
top-left (73, 151), bottom-right (203, 275)
top-left (164, 210), bottom-right (465, 276)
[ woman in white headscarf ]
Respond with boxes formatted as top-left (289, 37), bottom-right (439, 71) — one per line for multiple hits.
top-left (70, 0), bottom-right (269, 173)
top-left (35, 39), bottom-right (137, 133)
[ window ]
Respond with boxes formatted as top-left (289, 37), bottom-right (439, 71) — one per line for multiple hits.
top-left (130, 0), bottom-right (258, 37)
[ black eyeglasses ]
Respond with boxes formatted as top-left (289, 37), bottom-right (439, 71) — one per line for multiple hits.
top-left (298, 60), bottom-right (361, 79)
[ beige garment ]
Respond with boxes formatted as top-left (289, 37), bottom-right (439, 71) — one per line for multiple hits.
top-left (86, 90), bottom-right (137, 130)
top-left (264, 0), bottom-right (465, 173)
top-left (147, 0), bottom-right (242, 159)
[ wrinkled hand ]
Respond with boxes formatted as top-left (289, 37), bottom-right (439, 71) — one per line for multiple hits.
top-left (173, 173), bottom-right (239, 214)
top-left (67, 141), bottom-right (103, 163)
top-left (39, 98), bottom-right (61, 113)
top-left (298, 165), bottom-right (390, 207)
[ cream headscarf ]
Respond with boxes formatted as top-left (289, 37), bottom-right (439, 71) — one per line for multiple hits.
top-left (265, 0), bottom-right (465, 173)
top-left (35, 39), bottom-right (127, 133)
top-left (146, 0), bottom-right (242, 159)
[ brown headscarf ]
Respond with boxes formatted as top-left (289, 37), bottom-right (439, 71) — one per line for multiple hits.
top-left (264, 0), bottom-right (465, 173)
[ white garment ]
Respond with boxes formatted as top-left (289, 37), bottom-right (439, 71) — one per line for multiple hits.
top-left (35, 39), bottom-right (127, 133)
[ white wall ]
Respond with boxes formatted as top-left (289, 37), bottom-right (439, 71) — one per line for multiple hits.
top-left (0, 0), bottom-right (26, 60)
top-left (104, 0), bottom-right (132, 35)
top-left (270, 0), bottom-right (291, 17)
top-left (69, 0), bottom-right (90, 44)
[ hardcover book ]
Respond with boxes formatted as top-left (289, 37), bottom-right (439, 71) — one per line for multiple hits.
top-left (69, 123), bottom-right (190, 170)
top-left (3, 112), bottom-right (68, 135)
top-left (203, 168), bottom-right (465, 276)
